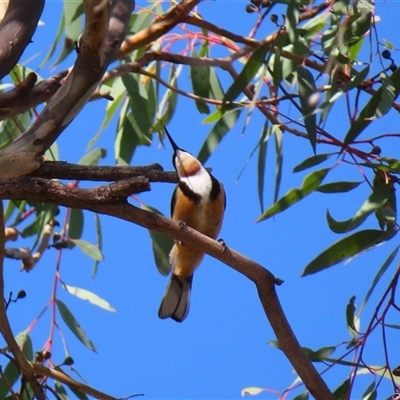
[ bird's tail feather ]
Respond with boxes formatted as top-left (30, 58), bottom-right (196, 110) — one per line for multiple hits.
top-left (158, 274), bottom-right (193, 322)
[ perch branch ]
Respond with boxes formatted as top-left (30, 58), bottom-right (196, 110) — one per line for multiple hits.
top-left (0, 173), bottom-right (334, 399)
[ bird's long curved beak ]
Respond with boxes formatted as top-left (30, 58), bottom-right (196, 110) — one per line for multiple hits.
top-left (164, 126), bottom-right (180, 152)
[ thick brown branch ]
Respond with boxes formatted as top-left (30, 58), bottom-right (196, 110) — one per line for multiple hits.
top-left (0, 71), bottom-right (68, 121)
top-left (0, 177), bottom-right (334, 399)
top-left (0, 0), bottom-right (44, 79)
top-left (0, 0), bottom-right (134, 178)
top-left (30, 161), bottom-right (175, 182)
top-left (117, 0), bottom-right (201, 59)
top-left (0, 176), bottom-right (151, 206)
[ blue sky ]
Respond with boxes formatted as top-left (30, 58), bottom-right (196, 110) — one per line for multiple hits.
top-left (4, 1), bottom-right (400, 399)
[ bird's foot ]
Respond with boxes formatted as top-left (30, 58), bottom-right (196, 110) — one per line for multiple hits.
top-left (218, 238), bottom-right (227, 252)
top-left (178, 220), bottom-right (188, 230)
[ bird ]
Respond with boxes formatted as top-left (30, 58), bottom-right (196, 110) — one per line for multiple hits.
top-left (158, 127), bottom-right (226, 323)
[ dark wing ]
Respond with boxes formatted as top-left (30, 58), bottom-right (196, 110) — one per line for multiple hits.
top-left (170, 185), bottom-right (178, 217)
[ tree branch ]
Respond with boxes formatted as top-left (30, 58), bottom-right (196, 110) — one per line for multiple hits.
top-left (0, 171), bottom-right (334, 399)
top-left (116, 0), bottom-right (201, 58)
top-left (0, 71), bottom-right (68, 121)
top-left (0, 200), bottom-right (44, 398)
top-left (0, 0), bottom-right (134, 178)
top-left (0, 0), bottom-right (44, 79)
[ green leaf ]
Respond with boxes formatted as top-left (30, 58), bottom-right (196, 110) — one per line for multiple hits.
top-left (361, 382), bottom-right (376, 400)
top-left (359, 246), bottom-right (399, 314)
top-left (297, 65), bottom-right (317, 152)
top-left (257, 122), bottom-right (269, 213)
top-left (258, 168), bottom-right (330, 222)
top-left (121, 74), bottom-right (152, 139)
top-left (317, 181), bottom-right (362, 193)
top-left (73, 239), bottom-right (104, 261)
top-left (273, 126), bottom-right (283, 203)
top-left (88, 78), bottom-right (126, 149)
top-left (56, 299), bottom-right (96, 352)
top-left (293, 153), bottom-right (333, 173)
top-left (223, 43), bottom-right (270, 103)
top-left (272, 47), bottom-right (283, 91)
top-left (115, 98), bottom-right (136, 165)
top-left (343, 68), bottom-right (400, 146)
top-left (340, 66), bottom-right (370, 93)
top-left (78, 148), bottom-right (106, 166)
top-left (61, 282), bottom-right (116, 312)
top-left (55, 381), bottom-right (69, 400)
top-left (346, 295), bottom-right (358, 337)
top-left (92, 213), bottom-right (103, 278)
top-left (142, 205), bottom-right (173, 275)
top-left (191, 47), bottom-right (211, 114)
top-left (293, 391), bottom-right (309, 400)
top-left (0, 331), bottom-right (31, 397)
top-left (197, 109), bottom-right (241, 164)
top-left (68, 208), bottom-right (84, 246)
top-left (302, 229), bottom-right (397, 276)
top-left (209, 66), bottom-right (224, 101)
top-left (333, 378), bottom-right (350, 400)
top-left (286, 2), bottom-right (310, 55)
top-left (154, 64), bottom-right (179, 130)
top-left (326, 188), bottom-right (389, 233)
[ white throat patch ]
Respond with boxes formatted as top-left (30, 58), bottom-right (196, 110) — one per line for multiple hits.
top-left (180, 167), bottom-right (212, 199)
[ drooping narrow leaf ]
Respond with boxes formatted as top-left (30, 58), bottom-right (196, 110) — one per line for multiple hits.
top-left (61, 282), bottom-right (116, 312)
top-left (302, 229), bottom-right (397, 276)
top-left (325, 188), bottom-right (389, 234)
top-left (257, 122), bottom-right (270, 213)
top-left (88, 78), bottom-right (126, 149)
top-left (273, 125), bottom-right (283, 203)
top-left (272, 47), bottom-right (283, 91)
top-left (223, 43), bottom-right (270, 104)
top-left (56, 299), bottom-right (96, 352)
top-left (361, 381), bottom-right (376, 400)
top-left (293, 153), bottom-right (333, 173)
top-left (78, 148), bottom-right (106, 166)
top-left (68, 208), bottom-right (84, 247)
top-left (297, 65), bottom-right (317, 152)
top-left (241, 62), bottom-right (268, 137)
top-left (333, 378), bottom-right (350, 400)
top-left (285, 2), bottom-right (310, 55)
top-left (346, 295), bottom-right (358, 337)
top-left (191, 47), bottom-right (211, 114)
top-left (258, 168), bottom-right (330, 222)
top-left (92, 213), bottom-right (103, 278)
top-left (0, 331), bottom-right (32, 397)
top-left (343, 67), bottom-right (400, 146)
top-left (122, 74), bottom-right (152, 139)
top-left (359, 245), bottom-right (399, 314)
top-left (142, 204), bottom-right (173, 275)
top-left (317, 181), bottom-right (362, 193)
top-left (154, 64), bottom-right (180, 131)
top-left (115, 98), bottom-right (136, 165)
top-left (72, 239), bottom-right (104, 261)
top-left (54, 381), bottom-right (69, 400)
top-left (293, 391), bottom-right (309, 400)
top-left (197, 109), bottom-right (241, 164)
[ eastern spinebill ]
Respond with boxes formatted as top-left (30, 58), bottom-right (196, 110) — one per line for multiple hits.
top-left (158, 128), bottom-right (226, 323)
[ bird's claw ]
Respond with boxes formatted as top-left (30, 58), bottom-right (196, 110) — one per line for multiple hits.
top-left (178, 220), bottom-right (188, 230)
top-left (218, 238), bottom-right (227, 252)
